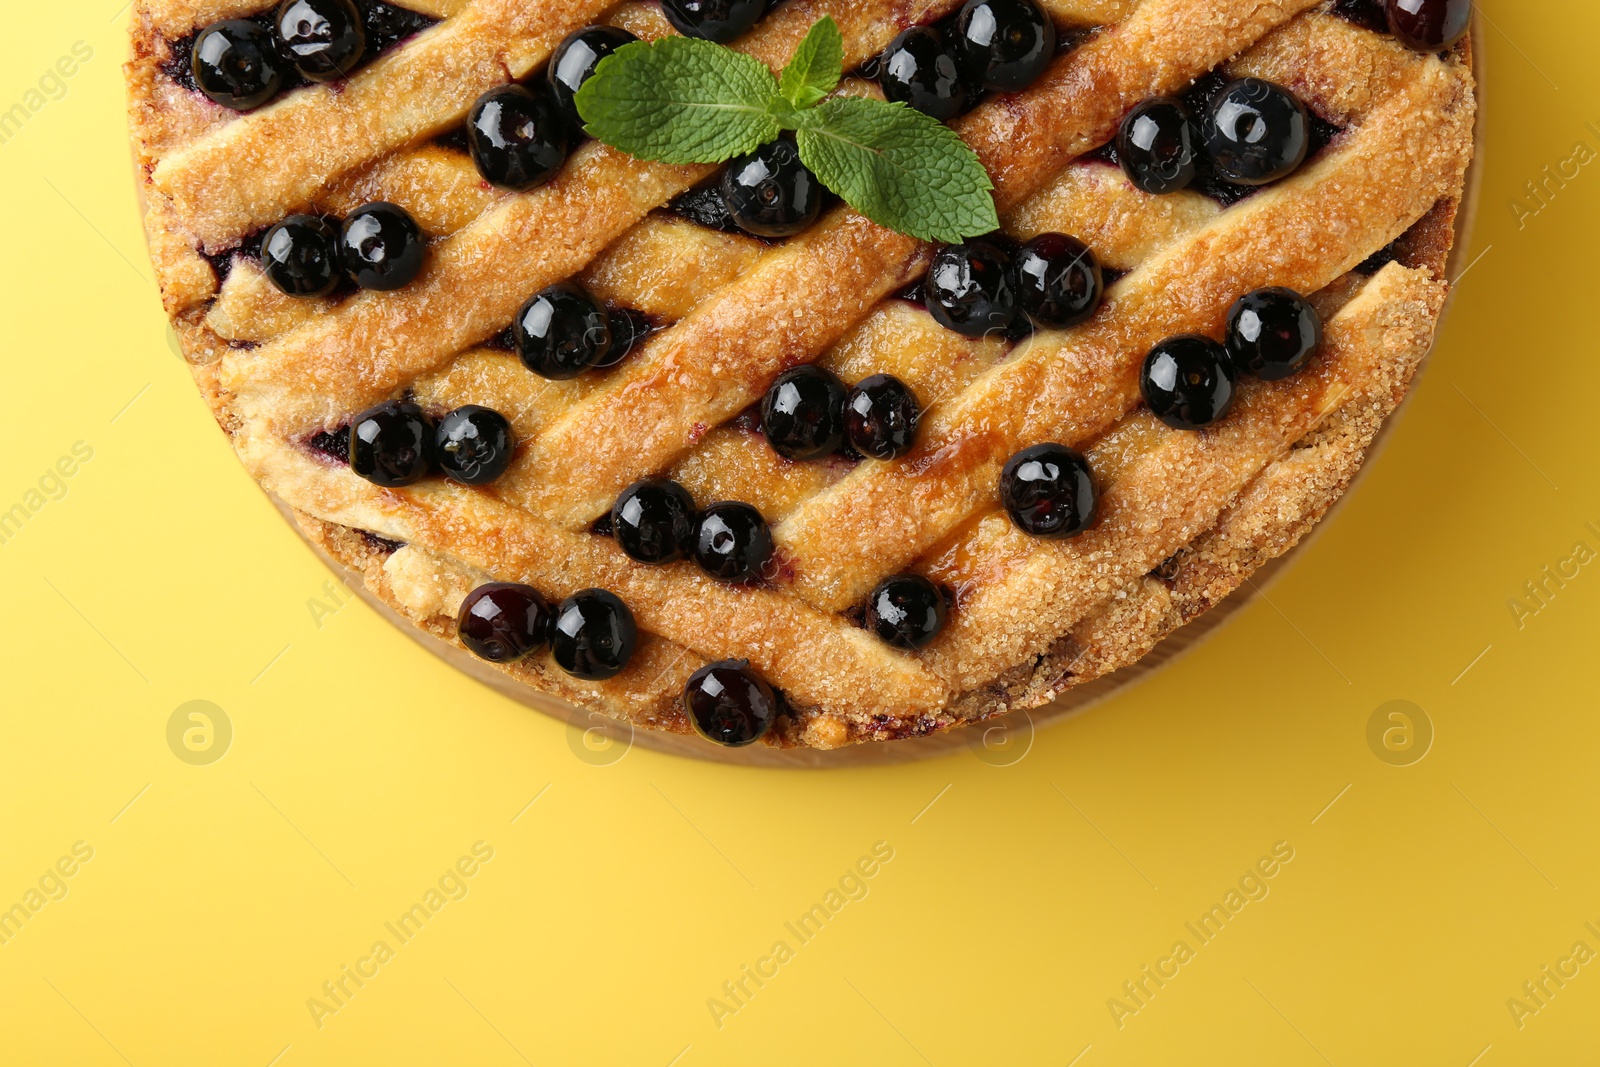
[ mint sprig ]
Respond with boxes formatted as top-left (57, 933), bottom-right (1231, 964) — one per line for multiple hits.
top-left (575, 18), bottom-right (998, 243)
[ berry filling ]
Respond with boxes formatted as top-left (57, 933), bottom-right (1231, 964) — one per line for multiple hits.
top-left (1089, 70), bottom-right (1342, 207)
top-left (162, 1), bottom-right (438, 105)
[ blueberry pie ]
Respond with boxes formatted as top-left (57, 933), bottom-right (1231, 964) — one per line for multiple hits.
top-left (127, 0), bottom-right (1475, 750)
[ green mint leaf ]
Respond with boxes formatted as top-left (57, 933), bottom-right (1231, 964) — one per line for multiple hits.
top-left (796, 96), bottom-right (999, 243)
top-left (576, 37), bottom-right (782, 165)
top-left (777, 16), bottom-right (843, 110)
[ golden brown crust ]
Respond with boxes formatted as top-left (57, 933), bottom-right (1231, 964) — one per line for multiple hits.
top-left (129, 0), bottom-right (1475, 750)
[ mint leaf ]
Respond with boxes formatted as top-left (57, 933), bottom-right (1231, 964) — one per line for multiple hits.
top-left (777, 16), bottom-right (843, 110)
top-left (576, 37), bottom-right (782, 165)
top-left (796, 96), bottom-right (999, 243)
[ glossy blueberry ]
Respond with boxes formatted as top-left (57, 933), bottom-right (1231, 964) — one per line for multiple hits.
top-left (348, 400), bottom-right (434, 486)
top-left (612, 478), bottom-right (697, 564)
top-left (551, 589), bottom-right (637, 680)
top-left (339, 202), bottom-right (426, 290)
top-left (1202, 78), bottom-right (1309, 186)
top-left (261, 214), bottom-right (340, 297)
top-left (683, 660), bottom-right (779, 747)
top-left (694, 502), bottom-right (774, 583)
top-left (467, 84), bottom-right (569, 191)
top-left (191, 20), bottom-right (285, 110)
top-left (434, 405), bottom-right (515, 485)
top-left (865, 574), bottom-right (948, 650)
top-left (721, 138), bottom-right (823, 238)
top-left (879, 26), bottom-right (970, 121)
top-left (1385, 0), bottom-right (1471, 51)
top-left (548, 25), bottom-right (638, 130)
top-left (1116, 97), bottom-right (1199, 194)
top-left (762, 365), bottom-right (848, 461)
top-left (952, 0), bottom-right (1056, 93)
top-left (514, 282), bottom-right (612, 380)
top-left (1000, 443), bottom-right (1096, 538)
top-left (1015, 233), bottom-right (1102, 329)
top-left (457, 583), bottom-right (551, 663)
top-left (1225, 287), bottom-right (1321, 380)
top-left (659, 0), bottom-right (767, 43)
top-left (274, 0), bottom-right (365, 82)
top-left (925, 239), bottom-right (1018, 338)
top-left (845, 374), bottom-right (920, 460)
top-left (1140, 335), bottom-right (1238, 430)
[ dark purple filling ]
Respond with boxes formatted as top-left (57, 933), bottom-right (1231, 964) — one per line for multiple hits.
top-left (432, 125), bottom-right (471, 155)
top-left (895, 278), bottom-right (927, 304)
top-left (361, 1), bottom-right (436, 54)
top-left (666, 182), bottom-right (743, 234)
top-left (361, 530), bottom-right (406, 553)
top-left (1330, 0), bottom-right (1390, 34)
top-left (590, 512), bottom-right (614, 537)
top-left (730, 402), bottom-right (763, 434)
top-left (1356, 240), bottom-right (1402, 275)
top-left (306, 427), bottom-right (351, 463)
top-left (162, 1), bottom-right (438, 103)
top-left (483, 325), bottom-right (517, 352)
top-left (199, 226), bottom-right (268, 283)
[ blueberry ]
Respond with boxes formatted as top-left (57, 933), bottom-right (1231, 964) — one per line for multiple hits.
top-left (865, 574), bottom-right (948, 649)
top-left (721, 138), bottom-right (823, 238)
top-left (597, 308), bottom-right (649, 368)
top-left (551, 589), bottom-right (638, 680)
top-left (1015, 232), bottom-right (1102, 329)
top-left (694, 502), bottom-right (774, 583)
top-left (349, 400), bottom-right (434, 486)
top-left (612, 478), bottom-right (697, 564)
top-left (434, 405), bottom-right (515, 485)
top-left (1202, 78), bottom-right (1309, 186)
top-left (683, 660), bottom-right (779, 746)
top-left (1225, 287), bottom-right (1321, 380)
top-left (1116, 97), bottom-right (1199, 194)
top-left (274, 0), bottom-right (365, 82)
top-left (1000, 443), bottom-right (1096, 537)
top-left (191, 20), bottom-right (285, 110)
top-left (845, 374), bottom-right (920, 460)
top-left (660, 0), bottom-right (767, 43)
top-left (457, 583), bottom-right (551, 662)
top-left (1385, 0), bottom-right (1471, 51)
top-left (879, 26), bottom-right (970, 121)
top-left (513, 282), bottom-right (612, 379)
top-left (261, 214), bottom-right (340, 297)
top-left (925, 239), bottom-right (1018, 338)
top-left (1140, 335), bottom-right (1238, 429)
top-left (339, 202), bottom-right (426, 290)
top-left (467, 84), bottom-right (569, 191)
top-left (952, 0), bottom-right (1056, 93)
top-left (548, 25), bottom-right (638, 131)
top-left (762, 365), bottom-right (848, 461)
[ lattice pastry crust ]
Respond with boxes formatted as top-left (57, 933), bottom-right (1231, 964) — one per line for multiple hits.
top-left (127, 0), bottom-right (1475, 748)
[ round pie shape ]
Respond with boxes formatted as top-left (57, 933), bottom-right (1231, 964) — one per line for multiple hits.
top-left (126, 0), bottom-right (1477, 754)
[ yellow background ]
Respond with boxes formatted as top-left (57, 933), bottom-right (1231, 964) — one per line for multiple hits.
top-left (2, 2), bottom-right (1596, 1063)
